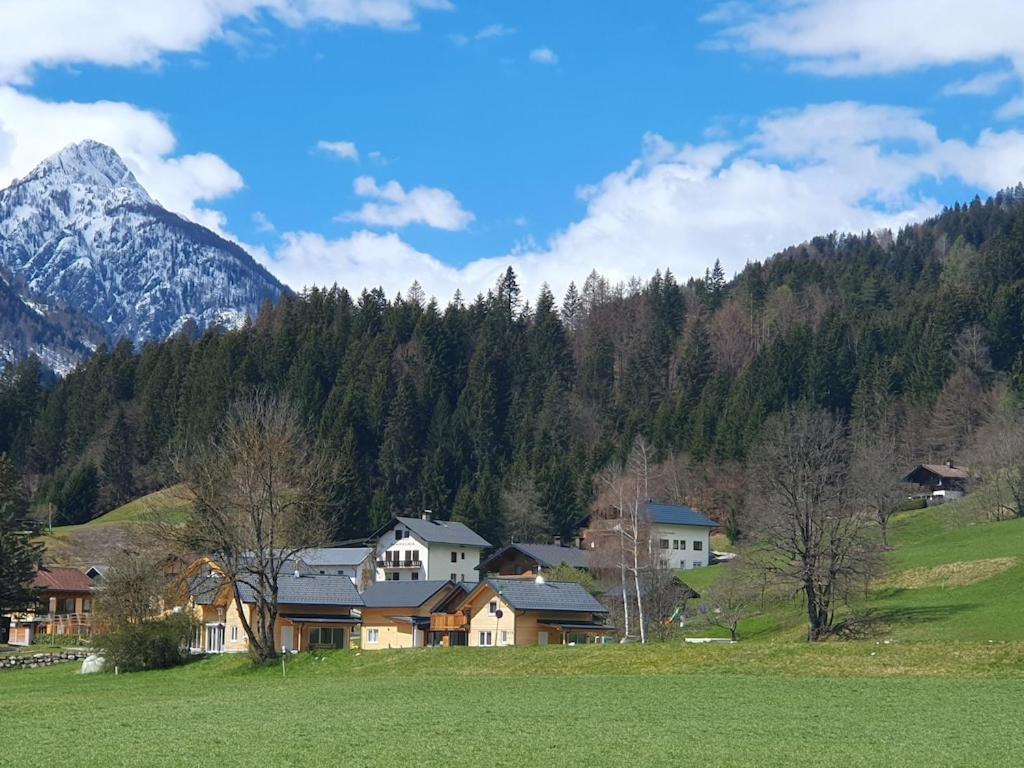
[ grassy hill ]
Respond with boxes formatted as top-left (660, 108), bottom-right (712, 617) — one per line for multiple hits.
top-left (39, 486), bottom-right (191, 565)
top-left (686, 496), bottom-right (1024, 642)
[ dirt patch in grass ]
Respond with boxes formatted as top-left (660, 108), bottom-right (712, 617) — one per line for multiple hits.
top-left (881, 558), bottom-right (1018, 590)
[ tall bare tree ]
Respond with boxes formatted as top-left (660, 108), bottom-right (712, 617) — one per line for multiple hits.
top-left (969, 393), bottom-right (1024, 519)
top-left (169, 392), bottom-right (331, 662)
top-left (849, 431), bottom-right (910, 548)
top-left (746, 407), bottom-right (881, 641)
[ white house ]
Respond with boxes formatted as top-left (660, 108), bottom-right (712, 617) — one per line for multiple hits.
top-left (643, 502), bottom-right (716, 569)
top-left (297, 547), bottom-right (375, 591)
top-left (372, 514), bottom-right (491, 583)
top-left (580, 500), bottom-right (716, 570)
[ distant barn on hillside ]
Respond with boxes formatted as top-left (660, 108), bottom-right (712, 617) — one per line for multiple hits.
top-left (903, 462), bottom-right (969, 503)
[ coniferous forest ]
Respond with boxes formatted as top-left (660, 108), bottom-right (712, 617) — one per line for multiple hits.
top-left (3, 188), bottom-right (1024, 544)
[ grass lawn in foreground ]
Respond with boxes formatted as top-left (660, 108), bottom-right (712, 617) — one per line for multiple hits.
top-left (2, 644), bottom-right (1023, 768)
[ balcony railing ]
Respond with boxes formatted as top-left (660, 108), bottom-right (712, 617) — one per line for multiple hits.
top-left (376, 558), bottom-right (422, 569)
top-left (429, 612), bottom-right (469, 632)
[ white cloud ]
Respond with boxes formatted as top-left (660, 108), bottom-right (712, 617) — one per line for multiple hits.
top-left (529, 48), bottom-right (559, 65)
top-left (710, 0), bottom-right (1024, 118)
top-left (261, 102), bottom-right (1024, 303)
top-left (316, 139), bottom-right (359, 161)
top-left (339, 176), bottom-right (474, 230)
top-left (712, 0), bottom-right (1024, 77)
top-left (0, 86), bottom-right (242, 231)
top-left (252, 211), bottom-right (276, 232)
top-left (476, 24), bottom-right (515, 40)
top-left (943, 69), bottom-right (1016, 97)
top-left (449, 23), bottom-right (515, 46)
top-left (0, 0), bottom-right (453, 84)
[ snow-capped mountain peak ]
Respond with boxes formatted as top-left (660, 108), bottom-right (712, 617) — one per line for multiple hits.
top-left (0, 140), bottom-right (285, 371)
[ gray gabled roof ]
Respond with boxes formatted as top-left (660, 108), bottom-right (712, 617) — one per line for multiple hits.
top-left (361, 580), bottom-right (455, 609)
top-left (387, 516), bottom-right (491, 548)
top-left (188, 574), bottom-right (226, 605)
top-left (476, 543), bottom-right (589, 573)
top-left (644, 501), bottom-right (717, 528)
top-left (298, 547), bottom-right (372, 567)
top-left (483, 578), bottom-right (607, 614)
top-left (237, 573), bottom-right (363, 608)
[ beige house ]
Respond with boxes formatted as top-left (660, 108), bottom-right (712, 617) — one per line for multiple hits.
top-left (185, 560), bottom-right (363, 653)
top-left (359, 580), bottom-right (467, 649)
top-left (7, 566), bottom-right (95, 645)
top-left (443, 578), bottom-right (610, 647)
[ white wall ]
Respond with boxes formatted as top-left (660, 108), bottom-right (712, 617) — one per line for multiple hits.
top-left (649, 524), bottom-right (711, 570)
top-left (373, 522), bottom-right (484, 582)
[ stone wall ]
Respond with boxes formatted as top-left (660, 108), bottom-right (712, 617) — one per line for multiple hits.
top-left (0, 651), bottom-right (88, 670)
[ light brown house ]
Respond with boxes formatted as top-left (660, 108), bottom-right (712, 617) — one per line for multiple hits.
top-left (185, 559), bottom-right (364, 654)
top-left (433, 578), bottom-right (610, 648)
top-left (360, 580), bottom-right (467, 649)
top-left (8, 566), bottom-right (95, 645)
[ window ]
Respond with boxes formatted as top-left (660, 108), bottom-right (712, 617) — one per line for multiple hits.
top-left (679, 539), bottom-right (686, 550)
top-left (450, 572), bottom-right (457, 581)
top-left (366, 628), bottom-right (380, 644)
top-left (318, 570), bottom-right (326, 575)
top-left (390, 572), bottom-right (400, 581)
top-left (230, 625), bottom-right (238, 641)
top-left (488, 600), bottom-right (498, 614)
top-left (310, 627), bottom-right (345, 648)
top-left (479, 631), bottom-right (493, 646)
top-left (82, 598), bottom-right (92, 613)
top-left (659, 539), bottom-right (670, 550)
top-left (411, 572), bottom-right (419, 581)
top-left (461, 551), bottom-right (465, 560)
top-left (693, 561), bottom-right (703, 568)
top-left (395, 529), bottom-right (403, 541)
top-left (500, 630), bottom-right (509, 645)
top-left (693, 540), bottom-right (703, 551)
top-left (451, 551), bottom-right (458, 563)
top-left (672, 540), bottom-right (679, 550)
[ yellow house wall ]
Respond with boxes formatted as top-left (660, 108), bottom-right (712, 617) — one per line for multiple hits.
top-left (360, 608), bottom-right (415, 650)
top-left (464, 588), bottom-right (516, 647)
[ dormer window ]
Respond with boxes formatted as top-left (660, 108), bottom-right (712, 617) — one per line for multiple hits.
top-left (395, 529), bottom-right (405, 541)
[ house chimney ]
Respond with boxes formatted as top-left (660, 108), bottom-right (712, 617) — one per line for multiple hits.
top-left (553, 535), bottom-right (562, 547)
top-left (293, 569), bottom-right (301, 578)
top-left (422, 509), bottom-right (432, 521)
top-left (947, 459), bottom-right (954, 468)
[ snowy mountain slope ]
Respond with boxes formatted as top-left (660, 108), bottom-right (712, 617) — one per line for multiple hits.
top-left (0, 140), bottom-right (285, 365)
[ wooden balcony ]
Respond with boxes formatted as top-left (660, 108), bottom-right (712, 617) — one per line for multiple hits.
top-left (430, 612), bottom-right (469, 632)
top-left (377, 558), bottom-right (422, 569)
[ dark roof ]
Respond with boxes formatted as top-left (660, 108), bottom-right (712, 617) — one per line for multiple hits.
top-left (378, 516), bottom-right (491, 547)
top-left (643, 501), bottom-right (717, 528)
top-left (904, 464), bottom-right (969, 482)
top-left (298, 547), bottom-right (372, 567)
top-left (33, 566), bottom-right (94, 592)
top-left (482, 578), bottom-right (607, 614)
top-left (237, 573), bottom-right (363, 607)
top-left (279, 614), bottom-right (361, 624)
top-left (537, 620), bottom-right (612, 631)
top-left (476, 543), bottom-right (590, 573)
top-left (361, 580), bottom-right (455, 609)
top-left (188, 574), bottom-right (227, 605)
top-left (398, 516), bottom-right (492, 547)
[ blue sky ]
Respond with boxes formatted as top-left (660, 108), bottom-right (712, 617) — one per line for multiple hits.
top-left (2, 1), bottom-right (1024, 300)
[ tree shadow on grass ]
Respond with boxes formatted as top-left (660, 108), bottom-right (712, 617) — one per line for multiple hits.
top-left (835, 603), bottom-right (980, 638)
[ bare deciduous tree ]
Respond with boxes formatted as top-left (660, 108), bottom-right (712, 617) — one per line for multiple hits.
top-left (167, 392), bottom-right (331, 662)
top-left (500, 476), bottom-right (551, 543)
top-left (697, 557), bottom-right (761, 641)
top-left (969, 394), bottom-right (1024, 519)
top-left (746, 407), bottom-right (881, 641)
top-left (849, 431), bottom-right (910, 548)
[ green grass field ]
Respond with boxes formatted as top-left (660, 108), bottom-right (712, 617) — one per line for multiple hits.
top-left (38, 486), bottom-right (192, 564)
top-left (3, 643), bottom-right (1023, 768)
top-left (9, 496), bottom-right (1023, 767)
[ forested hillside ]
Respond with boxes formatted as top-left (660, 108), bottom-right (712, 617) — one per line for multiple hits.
top-left (3, 188), bottom-right (1024, 543)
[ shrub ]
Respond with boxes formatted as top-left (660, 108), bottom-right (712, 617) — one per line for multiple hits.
top-left (96, 612), bottom-right (195, 672)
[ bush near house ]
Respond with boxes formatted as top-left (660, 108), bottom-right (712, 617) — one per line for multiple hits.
top-left (95, 612), bottom-right (195, 672)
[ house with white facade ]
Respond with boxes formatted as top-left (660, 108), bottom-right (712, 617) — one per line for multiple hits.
top-left (580, 501), bottom-right (717, 570)
top-left (372, 514), bottom-right (491, 583)
top-left (297, 547), bottom-right (375, 591)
